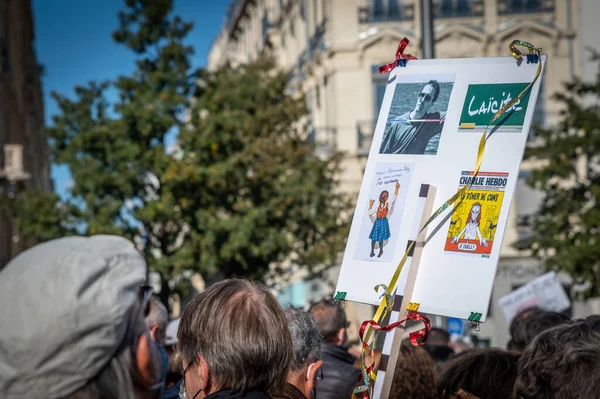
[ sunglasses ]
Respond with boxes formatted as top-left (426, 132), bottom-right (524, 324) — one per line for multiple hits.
top-left (139, 285), bottom-right (153, 317)
top-left (418, 92), bottom-right (433, 102)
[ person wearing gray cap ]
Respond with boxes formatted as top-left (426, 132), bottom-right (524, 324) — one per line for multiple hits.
top-left (0, 235), bottom-right (165, 399)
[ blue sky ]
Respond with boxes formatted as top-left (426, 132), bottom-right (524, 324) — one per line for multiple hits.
top-left (32, 0), bottom-right (229, 199)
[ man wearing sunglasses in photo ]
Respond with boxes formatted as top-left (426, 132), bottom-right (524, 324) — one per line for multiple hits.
top-left (273, 307), bottom-right (323, 399)
top-left (0, 235), bottom-right (165, 399)
top-left (380, 79), bottom-right (445, 155)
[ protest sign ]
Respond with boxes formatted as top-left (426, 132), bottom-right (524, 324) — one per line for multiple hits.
top-left (498, 272), bottom-right (571, 322)
top-left (335, 55), bottom-right (545, 320)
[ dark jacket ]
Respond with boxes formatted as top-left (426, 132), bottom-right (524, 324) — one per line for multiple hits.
top-left (272, 382), bottom-right (307, 399)
top-left (205, 388), bottom-right (272, 399)
top-left (319, 344), bottom-right (361, 399)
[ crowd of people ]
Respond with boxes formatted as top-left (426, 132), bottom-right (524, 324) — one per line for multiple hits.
top-left (0, 235), bottom-right (599, 399)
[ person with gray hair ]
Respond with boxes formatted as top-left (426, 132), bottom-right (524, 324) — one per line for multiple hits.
top-left (145, 296), bottom-right (169, 345)
top-left (0, 235), bottom-right (165, 399)
top-left (273, 307), bottom-right (323, 399)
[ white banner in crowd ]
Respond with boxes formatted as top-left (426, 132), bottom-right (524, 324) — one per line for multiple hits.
top-left (498, 271), bottom-right (571, 322)
top-left (335, 56), bottom-right (545, 321)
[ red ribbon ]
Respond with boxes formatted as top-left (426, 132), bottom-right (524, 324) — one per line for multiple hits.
top-left (358, 313), bottom-right (430, 386)
top-left (353, 311), bottom-right (430, 398)
top-left (378, 38), bottom-right (418, 74)
top-left (359, 311), bottom-right (431, 348)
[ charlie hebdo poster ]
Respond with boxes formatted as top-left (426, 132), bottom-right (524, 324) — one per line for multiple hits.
top-left (335, 55), bottom-right (544, 319)
top-left (445, 171), bottom-right (508, 256)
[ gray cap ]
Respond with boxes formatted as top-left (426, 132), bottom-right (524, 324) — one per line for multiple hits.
top-left (0, 235), bottom-right (147, 399)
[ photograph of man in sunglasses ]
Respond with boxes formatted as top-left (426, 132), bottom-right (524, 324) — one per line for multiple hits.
top-left (380, 78), bottom-right (453, 155)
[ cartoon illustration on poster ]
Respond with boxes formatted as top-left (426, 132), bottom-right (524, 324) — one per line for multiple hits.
top-left (445, 171), bottom-right (508, 257)
top-left (458, 83), bottom-right (532, 133)
top-left (354, 162), bottom-right (414, 263)
top-left (380, 73), bottom-right (455, 155)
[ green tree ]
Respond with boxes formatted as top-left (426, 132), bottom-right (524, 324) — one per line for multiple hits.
top-left (524, 63), bottom-right (600, 298)
top-left (166, 59), bottom-right (350, 280)
top-left (3, 190), bottom-right (77, 242)
top-left (14, 0), bottom-right (350, 284)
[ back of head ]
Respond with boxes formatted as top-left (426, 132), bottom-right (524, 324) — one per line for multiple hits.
top-left (437, 348), bottom-right (519, 399)
top-left (583, 314), bottom-right (600, 333)
top-left (509, 308), bottom-right (568, 351)
top-left (145, 296), bottom-right (169, 344)
top-left (178, 279), bottom-right (292, 393)
top-left (284, 306), bottom-right (322, 372)
top-left (308, 299), bottom-right (347, 344)
top-left (423, 327), bottom-right (453, 367)
top-left (428, 328), bottom-right (450, 346)
top-left (390, 341), bottom-right (437, 399)
top-left (0, 235), bottom-right (157, 399)
top-left (423, 344), bottom-right (455, 368)
top-left (514, 321), bottom-right (600, 399)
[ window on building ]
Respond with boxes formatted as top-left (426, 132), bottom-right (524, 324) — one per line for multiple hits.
top-left (322, 0), bottom-right (328, 20)
top-left (388, 0), bottom-right (401, 17)
top-left (531, 79), bottom-right (545, 130)
top-left (306, 89), bottom-right (313, 114)
top-left (261, 11), bottom-right (269, 43)
top-left (509, 0), bottom-right (542, 13)
top-left (371, 0), bottom-right (386, 16)
top-left (514, 170), bottom-right (545, 246)
top-left (372, 65), bottom-right (389, 116)
top-left (316, 85), bottom-right (321, 108)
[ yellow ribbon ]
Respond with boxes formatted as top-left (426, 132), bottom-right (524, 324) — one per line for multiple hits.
top-left (357, 40), bottom-right (544, 393)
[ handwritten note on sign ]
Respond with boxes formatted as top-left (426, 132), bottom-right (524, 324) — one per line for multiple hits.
top-left (497, 272), bottom-right (571, 322)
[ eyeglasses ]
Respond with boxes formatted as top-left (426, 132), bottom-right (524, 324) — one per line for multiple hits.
top-left (307, 362), bottom-right (324, 384)
top-left (316, 365), bottom-right (323, 383)
top-left (179, 359), bottom-right (197, 399)
top-left (139, 285), bottom-right (153, 317)
top-left (418, 92), bottom-right (433, 102)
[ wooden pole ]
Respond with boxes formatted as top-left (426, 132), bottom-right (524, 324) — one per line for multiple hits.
top-left (374, 184), bottom-right (437, 398)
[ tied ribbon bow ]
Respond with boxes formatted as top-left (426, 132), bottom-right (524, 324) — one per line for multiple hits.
top-left (359, 311), bottom-right (431, 349)
top-left (353, 285), bottom-right (431, 399)
top-left (379, 38), bottom-right (417, 73)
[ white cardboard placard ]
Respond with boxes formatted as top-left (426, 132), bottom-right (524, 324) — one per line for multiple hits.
top-left (497, 271), bottom-right (571, 322)
top-left (335, 56), bottom-right (545, 321)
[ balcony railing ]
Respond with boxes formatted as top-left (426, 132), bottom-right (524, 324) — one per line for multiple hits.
top-left (433, 0), bottom-right (484, 18)
top-left (308, 127), bottom-right (338, 158)
top-left (309, 19), bottom-right (327, 55)
top-left (357, 120), bottom-right (376, 156)
top-left (358, 2), bottom-right (415, 23)
top-left (498, 0), bottom-right (554, 15)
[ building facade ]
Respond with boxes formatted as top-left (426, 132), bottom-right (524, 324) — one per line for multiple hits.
top-left (0, 0), bottom-right (51, 268)
top-left (208, 0), bottom-right (595, 346)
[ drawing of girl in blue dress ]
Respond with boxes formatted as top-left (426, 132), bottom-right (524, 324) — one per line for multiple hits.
top-left (368, 182), bottom-right (400, 258)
